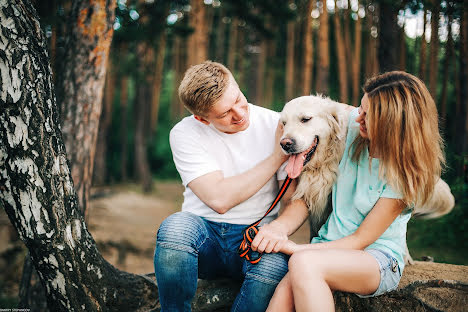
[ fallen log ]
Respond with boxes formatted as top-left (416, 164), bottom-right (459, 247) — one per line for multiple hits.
top-left (147, 261), bottom-right (467, 312)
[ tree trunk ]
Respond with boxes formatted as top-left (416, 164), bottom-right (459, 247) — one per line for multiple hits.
top-left (54, 0), bottom-right (115, 215)
top-left (150, 30), bottom-right (168, 136)
top-left (0, 2), bottom-right (157, 310)
top-left (365, 3), bottom-right (379, 78)
top-left (456, 1), bottom-right (468, 177)
top-left (316, 0), bottom-right (330, 94)
top-left (255, 39), bottom-right (267, 107)
top-left (302, 0), bottom-right (315, 95)
top-left (264, 37), bottom-right (276, 109)
top-left (120, 74), bottom-right (129, 181)
top-left (227, 18), bottom-right (238, 71)
top-left (419, 8), bottom-right (428, 81)
top-left (334, 0), bottom-right (349, 104)
top-left (428, 0), bottom-right (440, 100)
top-left (236, 24), bottom-right (246, 89)
top-left (351, 2), bottom-right (362, 106)
top-left (343, 0), bottom-right (352, 85)
top-left (285, 1), bottom-right (295, 102)
top-left (378, 1), bottom-right (398, 72)
top-left (440, 11), bottom-right (453, 129)
top-left (93, 58), bottom-right (114, 186)
top-left (399, 18), bottom-right (406, 70)
top-left (188, 0), bottom-right (208, 66)
top-left (215, 9), bottom-right (226, 63)
top-left (135, 43), bottom-right (154, 193)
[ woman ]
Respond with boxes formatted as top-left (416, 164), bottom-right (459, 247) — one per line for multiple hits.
top-left (267, 71), bottom-right (445, 311)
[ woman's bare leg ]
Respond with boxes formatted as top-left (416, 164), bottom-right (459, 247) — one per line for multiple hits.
top-left (266, 273), bottom-right (294, 312)
top-left (288, 249), bottom-right (381, 312)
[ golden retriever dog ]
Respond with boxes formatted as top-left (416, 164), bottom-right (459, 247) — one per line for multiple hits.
top-left (279, 95), bottom-right (455, 263)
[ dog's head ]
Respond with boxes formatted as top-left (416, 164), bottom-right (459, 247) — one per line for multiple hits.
top-left (280, 95), bottom-right (343, 178)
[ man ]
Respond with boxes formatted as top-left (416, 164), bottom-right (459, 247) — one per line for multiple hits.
top-left (154, 61), bottom-right (305, 312)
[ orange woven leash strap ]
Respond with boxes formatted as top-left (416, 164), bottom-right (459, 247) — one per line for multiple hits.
top-left (237, 177), bottom-right (293, 264)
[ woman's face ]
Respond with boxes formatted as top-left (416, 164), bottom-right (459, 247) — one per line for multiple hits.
top-left (356, 93), bottom-right (370, 139)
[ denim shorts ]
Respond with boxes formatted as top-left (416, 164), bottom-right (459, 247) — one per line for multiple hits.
top-left (356, 249), bottom-right (402, 298)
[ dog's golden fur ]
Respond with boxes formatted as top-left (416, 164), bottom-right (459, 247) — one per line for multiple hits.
top-left (280, 95), bottom-right (455, 262)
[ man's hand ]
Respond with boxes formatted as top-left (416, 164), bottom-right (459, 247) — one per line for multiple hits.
top-left (251, 220), bottom-right (289, 254)
top-left (274, 121), bottom-right (289, 164)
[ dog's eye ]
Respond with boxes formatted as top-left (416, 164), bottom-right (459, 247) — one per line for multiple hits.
top-left (301, 117), bottom-right (311, 123)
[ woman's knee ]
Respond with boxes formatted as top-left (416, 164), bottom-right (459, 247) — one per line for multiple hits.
top-left (288, 250), bottom-right (325, 282)
top-left (156, 211), bottom-right (207, 253)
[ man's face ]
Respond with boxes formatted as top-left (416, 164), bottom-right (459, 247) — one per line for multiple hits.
top-left (194, 77), bottom-right (250, 134)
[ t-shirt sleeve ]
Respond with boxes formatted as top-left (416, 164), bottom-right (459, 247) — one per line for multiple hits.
top-left (381, 183), bottom-right (402, 199)
top-left (170, 126), bottom-right (220, 186)
top-left (277, 161), bottom-right (288, 180)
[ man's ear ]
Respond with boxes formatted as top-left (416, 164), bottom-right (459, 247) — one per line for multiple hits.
top-left (194, 115), bottom-right (210, 125)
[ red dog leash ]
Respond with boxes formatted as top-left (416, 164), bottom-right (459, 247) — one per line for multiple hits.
top-left (237, 177), bottom-right (293, 264)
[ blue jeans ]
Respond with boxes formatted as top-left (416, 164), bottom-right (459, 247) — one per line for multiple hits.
top-left (154, 211), bottom-right (289, 312)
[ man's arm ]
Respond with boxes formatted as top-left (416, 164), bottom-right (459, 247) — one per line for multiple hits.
top-left (188, 122), bottom-right (288, 214)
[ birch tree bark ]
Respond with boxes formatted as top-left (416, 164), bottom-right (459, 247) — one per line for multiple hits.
top-left (0, 1), bottom-right (157, 310)
top-left (54, 0), bottom-right (115, 214)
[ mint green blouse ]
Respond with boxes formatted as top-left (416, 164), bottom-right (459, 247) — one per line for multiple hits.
top-left (312, 108), bottom-right (411, 273)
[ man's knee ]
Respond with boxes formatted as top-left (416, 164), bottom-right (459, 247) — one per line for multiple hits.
top-left (245, 252), bottom-right (289, 285)
top-left (156, 211), bottom-right (207, 254)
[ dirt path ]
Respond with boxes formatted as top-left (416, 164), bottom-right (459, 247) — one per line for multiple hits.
top-left (87, 181), bottom-right (310, 275)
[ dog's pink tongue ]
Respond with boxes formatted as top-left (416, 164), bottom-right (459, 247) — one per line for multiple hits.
top-left (285, 152), bottom-right (307, 179)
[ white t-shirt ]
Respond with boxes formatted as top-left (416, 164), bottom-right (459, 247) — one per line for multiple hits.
top-left (170, 104), bottom-right (287, 224)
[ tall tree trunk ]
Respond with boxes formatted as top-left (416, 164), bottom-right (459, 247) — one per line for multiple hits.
top-left (135, 43), bottom-right (154, 193)
top-left (399, 18), bottom-right (406, 70)
top-left (215, 9), bottom-right (226, 63)
top-left (378, 1), bottom-right (398, 72)
top-left (334, 0), bottom-right (348, 103)
top-left (150, 30), bottom-right (168, 136)
top-left (440, 12), bottom-right (453, 129)
top-left (120, 75), bottom-right (129, 181)
top-left (365, 3), bottom-right (379, 78)
top-left (351, 2), bottom-right (362, 106)
top-left (93, 58), bottom-right (115, 186)
top-left (419, 8), bottom-right (428, 81)
top-left (255, 39), bottom-right (267, 107)
top-left (236, 24), bottom-right (246, 89)
top-left (227, 18), bottom-right (238, 71)
top-left (55, 0), bottom-right (115, 215)
top-left (285, 1), bottom-right (296, 102)
top-left (343, 0), bottom-right (352, 84)
top-left (456, 1), bottom-right (468, 178)
top-left (264, 36), bottom-right (276, 108)
top-left (428, 0), bottom-right (440, 100)
top-left (316, 0), bottom-right (329, 94)
top-left (0, 2), bottom-right (157, 310)
top-left (302, 0), bottom-right (315, 95)
top-left (188, 0), bottom-right (208, 66)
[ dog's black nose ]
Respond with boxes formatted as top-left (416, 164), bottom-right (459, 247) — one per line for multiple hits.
top-left (280, 138), bottom-right (295, 152)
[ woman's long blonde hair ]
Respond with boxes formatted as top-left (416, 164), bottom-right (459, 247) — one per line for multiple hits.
top-left (352, 71), bottom-right (445, 206)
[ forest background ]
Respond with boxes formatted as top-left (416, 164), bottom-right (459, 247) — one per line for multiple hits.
top-left (0, 0), bottom-right (467, 309)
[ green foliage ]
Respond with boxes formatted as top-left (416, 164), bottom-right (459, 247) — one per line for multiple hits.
top-left (407, 176), bottom-right (468, 265)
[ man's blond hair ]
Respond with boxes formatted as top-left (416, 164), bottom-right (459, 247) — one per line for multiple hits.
top-left (178, 61), bottom-right (233, 116)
